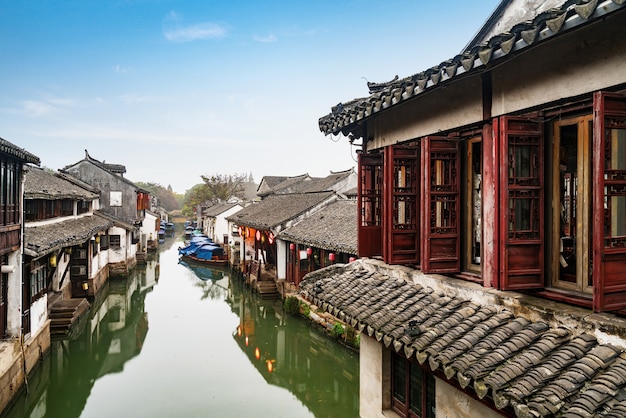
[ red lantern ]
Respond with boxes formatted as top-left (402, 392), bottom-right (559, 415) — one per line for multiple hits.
top-left (289, 243), bottom-right (295, 251)
top-left (306, 247), bottom-right (313, 256)
top-left (349, 257), bottom-right (357, 263)
top-left (329, 253), bottom-right (336, 262)
top-left (256, 230), bottom-right (261, 241)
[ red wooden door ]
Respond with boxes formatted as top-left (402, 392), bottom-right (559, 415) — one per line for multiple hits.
top-left (592, 91), bottom-right (626, 311)
top-left (384, 145), bottom-right (420, 265)
top-left (420, 137), bottom-right (460, 273)
top-left (498, 116), bottom-right (544, 290)
top-left (358, 153), bottom-right (383, 258)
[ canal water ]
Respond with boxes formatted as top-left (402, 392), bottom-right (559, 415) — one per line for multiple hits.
top-left (3, 234), bottom-right (359, 418)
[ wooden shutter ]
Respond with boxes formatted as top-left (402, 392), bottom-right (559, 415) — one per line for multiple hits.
top-left (358, 152), bottom-right (383, 258)
top-left (383, 145), bottom-right (420, 265)
top-left (498, 116), bottom-right (544, 290)
top-left (592, 91), bottom-right (626, 311)
top-left (420, 137), bottom-right (460, 273)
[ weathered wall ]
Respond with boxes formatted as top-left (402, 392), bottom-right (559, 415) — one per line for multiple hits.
top-left (436, 377), bottom-right (503, 418)
top-left (491, 10), bottom-right (626, 117)
top-left (359, 334), bottom-right (387, 418)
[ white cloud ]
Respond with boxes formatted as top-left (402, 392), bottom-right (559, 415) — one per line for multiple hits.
top-left (253, 33), bottom-right (277, 43)
top-left (163, 12), bottom-right (227, 42)
top-left (114, 64), bottom-right (132, 73)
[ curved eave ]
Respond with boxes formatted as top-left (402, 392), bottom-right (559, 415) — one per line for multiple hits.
top-left (319, 0), bottom-right (626, 137)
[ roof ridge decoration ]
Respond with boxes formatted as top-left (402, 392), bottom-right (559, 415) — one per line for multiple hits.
top-left (318, 0), bottom-right (626, 137)
top-left (300, 261), bottom-right (626, 416)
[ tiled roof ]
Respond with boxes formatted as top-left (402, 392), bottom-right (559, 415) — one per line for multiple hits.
top-left (24, 166), bottom-right (98, 200)
top-left (203, 202), bottom-right (240, 217)
top-left (300, 169), bottom-right (355, 193)
top-left (277, 200), bottom-right (357, 254)
top-left (226, 191), bottom-right (336, 231)
top-left (318, 0), bottom-right (626, 137)
top-left (24, 214), bottom-right (112, 257)
top-left (258, 174), bottom-right (315, 197)
top-left (300, 261), bottom-right (626, 417)
top-left (0, 137), bottom-right (40, 164)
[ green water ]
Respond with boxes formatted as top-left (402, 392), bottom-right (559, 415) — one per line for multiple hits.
top-left (3, 239), bottom-right (359, 418)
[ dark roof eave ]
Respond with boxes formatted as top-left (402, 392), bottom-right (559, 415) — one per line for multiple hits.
top-left (318, 1), bottom-right (626, 137)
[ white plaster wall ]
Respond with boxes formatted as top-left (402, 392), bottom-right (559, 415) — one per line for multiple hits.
top-left (29, 295), bottom-right (48, 337)
top-left (360, 334), bottom-right (387, 418)
top-left (369, 77), bottom-right (483, 151)
top-left (7, 250), bottom-right (22, 337)
top-left (435, 378), bottom-right (503, 418)
top-left (478, 0), bottom-right (567, 44)
top-left (108, 226), bottom-right (127, 263)
top-left (276, 239), bottom-right (287, 280)
top-left (216, 206), bottom-right (242, 244)
top-left (491, 11), bottom-right (626, 117)
top-left (54, 251), bottom-right (71, 292)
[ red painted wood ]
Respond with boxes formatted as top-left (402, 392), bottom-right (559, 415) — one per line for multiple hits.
top-left (357, 153), bottom-right (383, 258)
top-left (421, 137), bottom-right (460, 273)
top-left (592, 91), bottom-right (626, 311)
top-left (482, 123), bottom-right (498, 288)
top-left (498, 116), bottom-right (544, 290)
top-left (384, 145), bottom-right (420, 265)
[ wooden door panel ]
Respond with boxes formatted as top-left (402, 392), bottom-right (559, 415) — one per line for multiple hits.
top-left (593, 91), bottom-right (626, 311)
top-left (498, 116), bottom-right (544, 290)
top-left (358, 153), bottom-right (383, 258)
top-left (384, 145), bottom-right (420, 265)
top-left (421, 137), bottom-right (460, 273)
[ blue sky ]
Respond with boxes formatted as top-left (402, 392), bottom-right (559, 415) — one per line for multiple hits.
top-left (0, 0), bottom-right (500, 193)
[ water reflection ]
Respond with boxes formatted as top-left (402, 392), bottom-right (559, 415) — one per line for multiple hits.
top-left (3, 253), bottom-right (159, 418)
top-left (231, 286), bottom-right (359, 418)
top-left (3, 242), bottom-right (359, 418)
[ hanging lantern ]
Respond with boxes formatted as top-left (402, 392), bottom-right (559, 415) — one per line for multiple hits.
top-left (49, 254), bottom-right (57, 267)
top-left (256, 230), bottom-right (261, 241)
top-left (289, 243), bottom-right (295, 251)
top-left (329, 253), bottom-right (336, 263)
top-left (268, 233), bottom-right (275, 245)
top-left (306, 247), bottom-right (313, 256)
top-left (349, 257), bottom-right (357, 263)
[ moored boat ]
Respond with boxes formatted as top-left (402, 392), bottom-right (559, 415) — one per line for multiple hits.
top-left (178, 234), bottom-right (228, 267)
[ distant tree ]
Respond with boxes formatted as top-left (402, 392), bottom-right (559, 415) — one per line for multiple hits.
top-left (136, 181), bottom-right (180, 212)
top-left (181, 173), bottom-right (249, 216)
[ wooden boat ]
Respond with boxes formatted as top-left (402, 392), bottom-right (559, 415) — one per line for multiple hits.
top-left (178, 234), bottom-right (228, 267)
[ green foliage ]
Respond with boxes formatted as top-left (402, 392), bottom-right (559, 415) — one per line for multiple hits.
top-left (181, 173), bottom-right (253, 216)
top-left (300, 302), bottom-right (310, 318)
top-left (331, 322), bottom-right (345, 338)
top-left (345, 326), bottom-right (358, 347)
top-left (284, 296), bottom-right (300, 314)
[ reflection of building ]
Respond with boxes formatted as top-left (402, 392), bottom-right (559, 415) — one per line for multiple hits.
top-left (232, 292), bottom-right (359, 417)
top-left (0, 138), bottom-right (43, 414)
top-left (15, 266), bottom-right (153, 418)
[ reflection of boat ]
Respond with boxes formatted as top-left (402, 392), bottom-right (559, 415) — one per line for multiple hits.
top-left (178, 234), bottom-right (229, 267)
top-left (165, 222), bottom-right (175, 237)
top-left (179, 259), bottom-right (225, 281)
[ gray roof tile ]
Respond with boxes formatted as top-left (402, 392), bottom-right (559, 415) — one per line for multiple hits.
top-left (300, 261), bottom-right (626, 415)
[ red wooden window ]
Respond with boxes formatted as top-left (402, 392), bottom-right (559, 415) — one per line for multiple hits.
top-left (384, 145), bottom-right (420, 265)
top-left (358, 153), bottom-right (383, 258)
top-left (391, 352), bottom-right (436, 418)
top-left (498, 117), bottom-right (544, 290)
top-left (593, 91), bottom-right (626, 311)
top-left (420, 137), bottom-right (460, 273)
